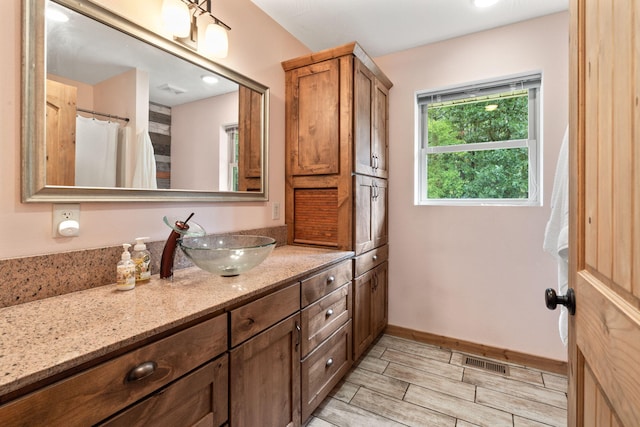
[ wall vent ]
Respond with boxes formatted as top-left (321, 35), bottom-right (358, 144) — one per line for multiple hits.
top-left (463, 355), bottom-right (510, 375)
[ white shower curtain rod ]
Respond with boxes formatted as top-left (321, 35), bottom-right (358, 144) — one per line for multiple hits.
top-left (77, 108), bottom-right (130, 123)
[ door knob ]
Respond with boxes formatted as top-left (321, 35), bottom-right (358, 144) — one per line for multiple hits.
top-left (545, 288), bottom-right (576, 315)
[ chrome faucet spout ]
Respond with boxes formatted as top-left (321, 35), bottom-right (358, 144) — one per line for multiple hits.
top-left (160, 214), bottom-right (194, 279)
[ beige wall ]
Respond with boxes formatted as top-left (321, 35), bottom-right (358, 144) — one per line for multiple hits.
top-left (171, 92), bottom-right (239, 191)
top-left (376, 12), bottom-right (569, 361)
top-left (1, 0), bottom-right (309, 259)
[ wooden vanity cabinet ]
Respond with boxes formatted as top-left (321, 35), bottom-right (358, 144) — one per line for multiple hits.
top-left (0, 314), bottom-right (229, 427)
top-left (282, 42), bottom-right (392, 252)
top-left (353, 249), bottom-right (389, 361)
top-left (283, 42), bottom-right (392, 365)
top-left (299, 259), bottom-right (353, 422)
top-left (98, 355), bottom-right (228, 427)
top-left (229, 282), bottom-right (302, 427)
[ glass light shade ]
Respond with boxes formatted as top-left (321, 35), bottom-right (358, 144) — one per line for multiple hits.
top-left (162, 0), bottom-right (191, 38)
top-left (473, 0), bottom-right (499, 7)
top-left (203, 23), bottom-right (229, 58)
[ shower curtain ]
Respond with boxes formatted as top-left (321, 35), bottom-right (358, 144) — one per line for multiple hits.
top-left (75, 116), bottom-right (119, 187)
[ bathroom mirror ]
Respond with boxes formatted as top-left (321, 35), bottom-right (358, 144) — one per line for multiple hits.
top-left (22, 0), bottom-right (269, 202)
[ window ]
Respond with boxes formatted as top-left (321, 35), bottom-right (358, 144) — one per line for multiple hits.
top-left (225, 125), bottom-right (239, 191)
top-left (416, 73), bottom-right (542, 206)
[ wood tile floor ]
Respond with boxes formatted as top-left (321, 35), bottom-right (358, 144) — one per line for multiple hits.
top-left (306, 334), bottom-right (568, 427)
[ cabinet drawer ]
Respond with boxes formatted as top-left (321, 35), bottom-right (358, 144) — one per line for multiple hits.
top-left (301, 260), bottom-right (352, 307)
top-left (230, 282), bottom-right (300, 347)
top-left (301, 320), bottom-right (352, 423)
top-left (353, 244), bottom-right (388, 277)
top-left (0, 314), bottom-right (228, 426)
top-left (301, 283), bottom-right (351, 358)
top-left (98, 354), bottom-right (228, 427)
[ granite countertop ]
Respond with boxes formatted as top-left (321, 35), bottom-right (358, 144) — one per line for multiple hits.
top-left (0, 245), bottom-right (353, 397)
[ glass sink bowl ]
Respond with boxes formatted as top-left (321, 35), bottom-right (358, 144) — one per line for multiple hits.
top-left (179, 235), bottom-right (276, 276)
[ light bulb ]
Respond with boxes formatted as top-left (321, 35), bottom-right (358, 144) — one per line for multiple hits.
top-left (473, 0), bottom-right (500, 8)
top-left (203, 23), bottom-right (229, 58)
top-left (162, 0), bottom-right (191, 38)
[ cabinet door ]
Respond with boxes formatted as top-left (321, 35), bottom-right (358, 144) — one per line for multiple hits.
top-left (98, 355), bottom-right (228, 427)
top-left (238, 85), bottom-right (262, 191)
top-left (353, 261), bottom-right (388, 361)
top-left (353, 269), bottom-right (373, 361)
top-left (354, 60), bottom-right (389, 179)
top-left (372, 79), bottom-right (390, 177)
top-left (230, 314), bottom-right (301, 427)
top-left (372, 261), bottom-right (388, 337)
top-left (355, 175), bottom-right (388, 255)
top-left (286, 59), bottom-right (340, 176)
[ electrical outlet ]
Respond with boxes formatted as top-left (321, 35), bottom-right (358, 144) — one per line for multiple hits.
top-left (272, 201), bottom-right (281, 220)
top-left (52, 204), bottom-right (80, 237)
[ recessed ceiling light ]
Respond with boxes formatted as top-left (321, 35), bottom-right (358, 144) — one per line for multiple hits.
top-left (473, 0), bottom-right (500, 8)
top-left (201, 75), bottom-right (219, 85)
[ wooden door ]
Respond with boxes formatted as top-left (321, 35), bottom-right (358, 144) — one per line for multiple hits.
top-left (229, 314), bottom-right (301, 427)
top-left (569, 0), bottom-right (640, 425)
top-left (46, 79), bottom-right (77, 186)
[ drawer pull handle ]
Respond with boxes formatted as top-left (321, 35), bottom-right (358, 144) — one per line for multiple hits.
top-left (372, 255), bottom-right (378, 261)
top-left (127, 361), bottom-right (157, 383)
top-left (326, 276), bottom-right (335, 285)
top-left (326, 308), bottom-right (334, 317)
top-left (326, 358), bottom-right (334, 368)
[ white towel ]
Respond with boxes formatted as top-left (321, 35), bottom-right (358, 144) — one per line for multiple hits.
top-left (131, 130), bottom-right (158, 189)
top-left (543, 127), bottom-right (569, 345)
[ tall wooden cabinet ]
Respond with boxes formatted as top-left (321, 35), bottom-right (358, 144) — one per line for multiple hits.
top-left (283, 42), bottom-right (392, 364)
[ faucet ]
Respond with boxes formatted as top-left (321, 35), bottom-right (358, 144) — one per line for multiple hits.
top-left (160, 213), bottom-right (194, 279)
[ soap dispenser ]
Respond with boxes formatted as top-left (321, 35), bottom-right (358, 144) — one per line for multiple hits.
top-left (116, 243), bottom-right (136, 291)
top-left (132, 237), bottom-right (151, 283)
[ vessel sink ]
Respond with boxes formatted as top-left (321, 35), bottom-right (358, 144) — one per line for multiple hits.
top-left (179, 235), bottom-right (276, 276)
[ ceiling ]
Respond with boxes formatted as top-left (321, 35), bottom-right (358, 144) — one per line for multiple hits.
top-left (46, 2), bottom-right (238, 107)
top-left (250, 0), bottom-right (569, 57)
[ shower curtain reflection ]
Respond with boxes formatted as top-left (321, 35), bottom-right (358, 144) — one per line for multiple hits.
top-left (75, 116), bottom-right (119, 187)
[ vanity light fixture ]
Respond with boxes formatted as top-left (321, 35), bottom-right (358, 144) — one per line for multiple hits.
top-left (161, 0), bottom-right (191, 37)
top-left (161, 0), bottom-right (231, 58)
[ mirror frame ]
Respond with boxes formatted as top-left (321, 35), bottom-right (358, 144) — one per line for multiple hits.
top-left (22, 0), bottom-right (269, 202)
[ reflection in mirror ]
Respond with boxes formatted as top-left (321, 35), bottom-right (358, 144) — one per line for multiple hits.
top-left (22, 0), bottom-right (268, 202)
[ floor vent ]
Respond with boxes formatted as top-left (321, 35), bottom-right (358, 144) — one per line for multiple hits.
top-left (463, 355), bottom-right (510, 375)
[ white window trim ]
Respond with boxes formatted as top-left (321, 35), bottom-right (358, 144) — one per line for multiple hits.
top-left (414, 73), bottom-right (542, 207)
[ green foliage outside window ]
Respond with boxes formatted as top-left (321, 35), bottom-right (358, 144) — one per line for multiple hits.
top-left (426, 92), bottom-right (530, 199)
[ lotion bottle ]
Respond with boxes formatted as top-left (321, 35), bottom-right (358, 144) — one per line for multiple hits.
top-left (132, 237), bottom-right (151, 283)
top-left (116, 243), bottom-right (136, 291)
